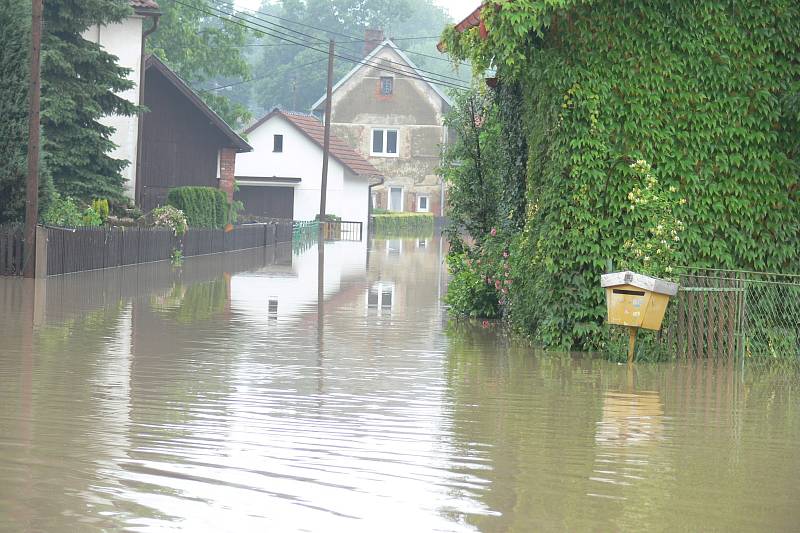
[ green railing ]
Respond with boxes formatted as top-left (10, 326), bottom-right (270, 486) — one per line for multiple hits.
top-left (292, 221), bottom-right (320, 254)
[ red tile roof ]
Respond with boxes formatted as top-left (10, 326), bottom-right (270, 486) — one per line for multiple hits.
top-left (456, 4), bottom-right (484, 33)
top-left (246, 110), bottom-right (383, 178)
top-left (438, 4), bottom-right (484, 52)
top-left (130, 0), bottom-right (160, 11)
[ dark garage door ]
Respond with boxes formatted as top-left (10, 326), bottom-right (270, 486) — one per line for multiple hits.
top-left (235, 186), bottom-right (294, 220)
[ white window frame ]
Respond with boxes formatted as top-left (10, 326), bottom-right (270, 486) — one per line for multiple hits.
top-left (366, 281), bottom-right (395, 317)
top-left (380, 76), bottom-right (394, 96)
top-left (416, 195), bottom-right (429, 213)
top-left (389, 186), bottom-right (404, 212)
top-left (370, 128), bottom-right (400, 157)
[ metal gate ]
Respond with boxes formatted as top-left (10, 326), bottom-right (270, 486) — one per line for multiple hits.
top-left (665, 269), bottom-right (800, 361)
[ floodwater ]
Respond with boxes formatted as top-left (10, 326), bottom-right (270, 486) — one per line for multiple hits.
top-left (1, 237), bottom-right (798, 532)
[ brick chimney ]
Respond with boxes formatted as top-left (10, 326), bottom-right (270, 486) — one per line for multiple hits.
top-left (218, 147), bottom-right (237, 202)
top-left (364, 29), bottom-right (384, 57)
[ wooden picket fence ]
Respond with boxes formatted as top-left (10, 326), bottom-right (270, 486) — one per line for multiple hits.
top-left (0, 222), bottom-right (297, 277)
top-left (0, 225), bottom-right (24, 276)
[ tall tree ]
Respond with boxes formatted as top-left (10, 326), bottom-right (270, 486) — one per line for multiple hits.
top-left (147, 0), bottom-right (252, 127)
top-left (0, 0), bottom-right (32, 224)
top-left (244, 0), bottom-right (464, 115)
top-left (42, 0), bottom-right (139, 202)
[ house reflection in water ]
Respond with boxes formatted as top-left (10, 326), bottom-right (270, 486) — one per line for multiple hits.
top-left (230, 239), bottom-right (368, 326)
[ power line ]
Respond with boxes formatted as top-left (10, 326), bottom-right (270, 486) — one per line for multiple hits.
top-left (214, 0), bottom-right (360, 42)
top-left (202, 1), bottom-right (469, 85)
top-left (232, 5), bottom-right (470, 72)
top-left (173, 0), bottom-right (469, 91)
top-left (200, 57), bottom-right (329, 92)
top-left (195, 0), bottom-right (468, 68)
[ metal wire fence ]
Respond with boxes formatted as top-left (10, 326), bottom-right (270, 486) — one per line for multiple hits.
top-left (663, 268), bottom-right (800, 366)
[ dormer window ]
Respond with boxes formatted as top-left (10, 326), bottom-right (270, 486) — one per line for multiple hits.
top-left (380, 76), bottom-right (394, 96)
top-left (273, 134), bottom-right (283, 152)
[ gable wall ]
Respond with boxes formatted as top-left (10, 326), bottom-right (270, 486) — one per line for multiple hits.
top-left (317, 45), bottom-right (450, 214)
top-left (139, 68), bottom-right (231, 210)
top-left (84, 16), bottom-right (145, 200)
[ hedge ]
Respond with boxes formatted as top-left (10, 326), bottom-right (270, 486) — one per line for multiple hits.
top-left (167, 187), bottom-right (229, 228)
top-left (372, 213), bottom-right (434, 235)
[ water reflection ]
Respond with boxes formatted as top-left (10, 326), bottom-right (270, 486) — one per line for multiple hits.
top-left (1, 238), bottom-right (799, 531)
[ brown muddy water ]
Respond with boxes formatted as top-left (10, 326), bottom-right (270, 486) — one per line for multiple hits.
top-left (0, 237), bottom-right (798, 532)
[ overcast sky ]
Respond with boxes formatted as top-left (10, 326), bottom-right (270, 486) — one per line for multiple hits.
top-left (433, 0), bottom-right (478, 21)
top-left (235, 1), bottom-right (478, 24)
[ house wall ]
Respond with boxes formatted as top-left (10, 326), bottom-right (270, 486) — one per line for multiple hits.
top-left (139, 68), bottom-right (232, 211)
top-left (84, 16), bottom-right (145, 201)
top-left (316, 45), bottom-right (449, 215)
top-left (236, 116), bottom-right (369, 225)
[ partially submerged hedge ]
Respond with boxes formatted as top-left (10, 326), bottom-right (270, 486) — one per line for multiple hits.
top-left (372, 213), bottom-right (434, 235)
top-left (167, 187), bottom-right (229, 228)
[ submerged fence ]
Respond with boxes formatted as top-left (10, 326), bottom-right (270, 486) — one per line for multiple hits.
top-left (664, 268), bottom-right (800, 362)
top-left (44, 222), bottom-right (295, 276)
top-left (0, 218), bottom-right (366, 278)
top-left (0, 222), bottom-right (294, 277)
top-left (0, 225), bottom-right (24, 276)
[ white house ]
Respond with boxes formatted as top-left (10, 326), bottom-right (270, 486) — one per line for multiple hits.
top-left (235, 109), bottom-right (382, 226)
top-left (83, 0), bottom-right (160, 201)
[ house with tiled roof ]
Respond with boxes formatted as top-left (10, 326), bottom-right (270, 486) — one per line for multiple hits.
top-left (311, 35), bottom-right (451, 216)
top-left (235, 109), bottom-right (383, 225)
top-left (83, 0), bottom-right (161, 202)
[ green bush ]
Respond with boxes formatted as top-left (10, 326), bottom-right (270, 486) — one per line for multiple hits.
top-left (167, 186), bottom-right (229, 228)
top-left (372, 213), bottom-right (434, 235)
top-left (81, 207), bottom-right (102, 227)
top-left (42, 193), bottom-right (83, 227)
top-left (445, 250), bottom-right (501, 319)
top-left (91, 199), bottom-right (109, 222)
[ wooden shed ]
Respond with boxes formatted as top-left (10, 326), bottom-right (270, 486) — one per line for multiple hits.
top-left (136, 55), bottom-right (252, 211)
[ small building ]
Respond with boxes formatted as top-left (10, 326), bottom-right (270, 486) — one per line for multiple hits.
top-left (311, 36), bottom-right (451, 216)
top-left (235, 109), bottom-right (382, 225)
top-left (138, 56), bottom-right (252, 211)
top-left (83, 0), bottom-right (161, 201)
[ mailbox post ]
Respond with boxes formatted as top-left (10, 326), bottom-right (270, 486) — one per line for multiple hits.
top-left (600, 271), bottom-right (678, 362)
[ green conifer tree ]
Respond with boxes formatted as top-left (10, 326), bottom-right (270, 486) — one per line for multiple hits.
top-left (0, 0), bottom-right (32, 224)
top-left (41, 0), bottom-right (139, 202)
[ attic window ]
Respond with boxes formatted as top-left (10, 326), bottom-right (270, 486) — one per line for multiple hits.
top-left (380, 76), bottom-right (394, 96)
top-left (273, 134), bottom-right (283, 152)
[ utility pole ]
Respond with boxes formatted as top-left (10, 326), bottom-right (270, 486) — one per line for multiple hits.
top-left (318, 39), bottom-right (334, 223)
top-left (23, 0), bottom-right (44, 279)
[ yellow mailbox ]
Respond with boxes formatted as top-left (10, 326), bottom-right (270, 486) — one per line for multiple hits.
top-left (600, 271), bottom-right (678, 362)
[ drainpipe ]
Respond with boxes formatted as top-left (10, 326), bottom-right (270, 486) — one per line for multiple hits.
top-left (134, 12), bottom-right (160, 208)
top-left (368, 176), bottom-right (385, 234)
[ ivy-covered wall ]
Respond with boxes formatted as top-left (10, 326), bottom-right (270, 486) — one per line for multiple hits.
top-left (443, 0), bottom-right (800, 349)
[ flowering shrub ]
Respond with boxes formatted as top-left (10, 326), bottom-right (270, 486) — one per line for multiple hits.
top-left (445, 228), bottom-right (514, 319)
top-left (149, 205), bottom-right (187, 236)
top-left (445, 252), bottom-right (500, 318)
top-left (619, 160), bottom-right (684, 280)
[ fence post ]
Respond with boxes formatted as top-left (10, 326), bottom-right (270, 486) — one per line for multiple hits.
top-left (35, 225), bottom-right (47, 278)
